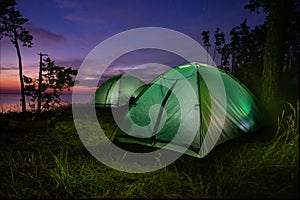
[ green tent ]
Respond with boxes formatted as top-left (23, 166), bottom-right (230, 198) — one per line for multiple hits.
top-left (93, 75), bottom-right (146, 107)
top-left (114, 62), bottom-right (263, 158)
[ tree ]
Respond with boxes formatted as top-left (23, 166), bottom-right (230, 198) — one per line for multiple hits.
top-left (23, 57), bottom-right (78, 113)
top-left (0, 0), bottom-right (33, 113)
top-left (213, 28), bottom-right (225, 62)
top-left (201, 31), bottom-right (211, 64)
top-left (261, 0), bottom-right (292, 122)
top-left (201, 23), bottom-right (265, 85)
top-left (228, 20), bottom-right (266, 84)
top-left (37, 53), bottom-right (48, 114)
top-left (245, 0), bottom-right (300, 74)
top-left (201, 0), bottom-right (299, 101)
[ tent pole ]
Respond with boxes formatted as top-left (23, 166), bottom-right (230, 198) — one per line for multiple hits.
top-left (150, 80), bottom-right (178, 144)
top-left (104, 77), bottom-right (120, 106)
top-left (118, 77), bottom-right (121, 107)
top-left (196, 64), bottom-right (204, 148)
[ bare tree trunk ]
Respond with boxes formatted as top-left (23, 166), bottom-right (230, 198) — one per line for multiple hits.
top-left (212, 45), bottom-right (216, 64)
top-left (15, 40), bottom-right (26, 113)
top-left (37, 53), bottom-right (48, 114)
top-left (261, 0), bottom-right (291, 123)
top-left (37, 53), bottom-right (43, 114)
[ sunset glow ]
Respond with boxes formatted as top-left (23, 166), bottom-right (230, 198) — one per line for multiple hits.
top-left (0, 0), bottom-right (265, 95)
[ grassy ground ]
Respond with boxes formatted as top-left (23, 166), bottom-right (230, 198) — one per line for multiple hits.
top-left (0, 102), bottom-right (298, 198)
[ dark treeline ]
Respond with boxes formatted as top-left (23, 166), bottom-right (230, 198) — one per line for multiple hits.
top-left (201, 0), bottom-right (299, 106)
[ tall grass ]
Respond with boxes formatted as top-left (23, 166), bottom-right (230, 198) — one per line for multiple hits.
top-left (204, 101), bottom-right (299, 198)
top-left (0, 101), bottom-right (298, 198)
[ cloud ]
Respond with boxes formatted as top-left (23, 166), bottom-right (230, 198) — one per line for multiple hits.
top-left (27, 26), bottom-right (64, 45)
top-left (0, 67), bottom-right (19, 71)
top-left (61, 1), bottom-right (148, 26)
top-left (55, 58), bottom-right (83, 70)
top-left (0, 62), bottom-right (19, 71)
top-left (100, 63), bottom-right (171, 84)
top-left (65, 13), bottom-right (105, 24)
top-left (0, 62), bottom-right (18, 71)
top-left (55, 0), bottom-right (81, 9)
top-left (108, 49), bottom-right (188, 69)
top-left (74, 49), bottom-right (189, 87)
top-left (82, 76), bottom-right (97, 81)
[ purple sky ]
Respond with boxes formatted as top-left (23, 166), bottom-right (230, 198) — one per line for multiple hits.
top-left (0, 0), bottom-right (266, 93)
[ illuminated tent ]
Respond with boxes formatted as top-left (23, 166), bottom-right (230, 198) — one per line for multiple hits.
top-left (114, 62), bottom-right (263, 158)
top-left (93, 75), bottom-right (146, 107)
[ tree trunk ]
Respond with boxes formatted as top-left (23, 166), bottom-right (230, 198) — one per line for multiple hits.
top-left (15, 40), bottom-right (26, 113)
top-left (261, 0), bottom-right (290, 123)
top-left (212, 46), bottom-right (216, 63)
top-left (37, 53), bottom-right (43, 114)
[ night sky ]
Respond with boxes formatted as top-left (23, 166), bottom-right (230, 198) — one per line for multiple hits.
top-left (0, 0), bottom-right (266, 93)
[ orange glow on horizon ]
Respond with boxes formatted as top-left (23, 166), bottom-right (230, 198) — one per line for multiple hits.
top-left (0, 73), bottom-right (20, 93)
top-left (0, 74), bottom-right (96, 94)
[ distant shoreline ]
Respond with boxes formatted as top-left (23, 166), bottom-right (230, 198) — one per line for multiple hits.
top-left (0, 93), bottom-right (93, 113)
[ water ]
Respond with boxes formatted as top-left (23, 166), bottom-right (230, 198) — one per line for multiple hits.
top-left (0, 93), bottom-right (93, 113)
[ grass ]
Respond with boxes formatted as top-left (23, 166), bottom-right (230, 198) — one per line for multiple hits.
top-left (0, 101), bottom-right (298, 198)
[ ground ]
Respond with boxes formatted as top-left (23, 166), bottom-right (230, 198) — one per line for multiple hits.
top-left (0, 103), bottom-right (298, 198)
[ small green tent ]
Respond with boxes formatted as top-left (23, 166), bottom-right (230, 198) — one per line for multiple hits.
top-left (93, 75), bottom-right (146, 107)
top-left (114, 62), bottom-right (263, 158)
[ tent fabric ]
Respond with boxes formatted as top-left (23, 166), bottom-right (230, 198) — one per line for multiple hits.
top-left (114, 62), bottom-right (263, 158)
top-left (93, 75), bottom-right (146, 107)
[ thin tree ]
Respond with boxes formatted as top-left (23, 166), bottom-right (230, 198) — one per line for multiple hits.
top-left (37, 53), bottom-right (48, 114)
top-left (0, 0), bottom-right (33, 113)
top-left (261, 0), bottom-right (291, 123)
top-left (201, 31), bottom-right (211, 64)
top-left (24, 57), bottom-right (78, 112)
top-left (213, 28), bottom-right (225, 62)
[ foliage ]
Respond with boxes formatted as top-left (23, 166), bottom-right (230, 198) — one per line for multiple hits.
top-left (201, 22), bottom-right (265, 91)
top-left (200, 30), bottom-right (211, 64)
top-left (0, 0), bottom-right (33, 113)
top-left (244, 0), bottom-right (271, 14)
top-left (244, 0), bottom-right (300, 75)
top-left (23, 57), bottom-right (78, 112)
top-left (0, 0), bottom-right (32, 47)
top-left (213, 28), bottom-right (225, 62)
top-left (201, 0), bottom-right (299, 97)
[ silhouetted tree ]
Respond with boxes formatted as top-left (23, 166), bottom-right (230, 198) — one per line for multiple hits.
top-left (201, 0), bottom-right (299, 102)
top-left (201, 31), bottom-right (211, 64)
top-left (23, 57), bottom-right (78, 112)
top-left (37, 53), bottom-right (48, 114)
top-left (228, 19), bottom-right (265, 83)
top-left (213, 28), bottom-right (225, 62)
top-left (0, 0), bottom-right (33, 113)
top-left (261, 0), bottom-right (292, 122)
top-left (245, 0), bottom-right (299, 98)
top-left (201, 23), bottom-right (265, 84)
top-left (246, 0), bottom-right (300, 71)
